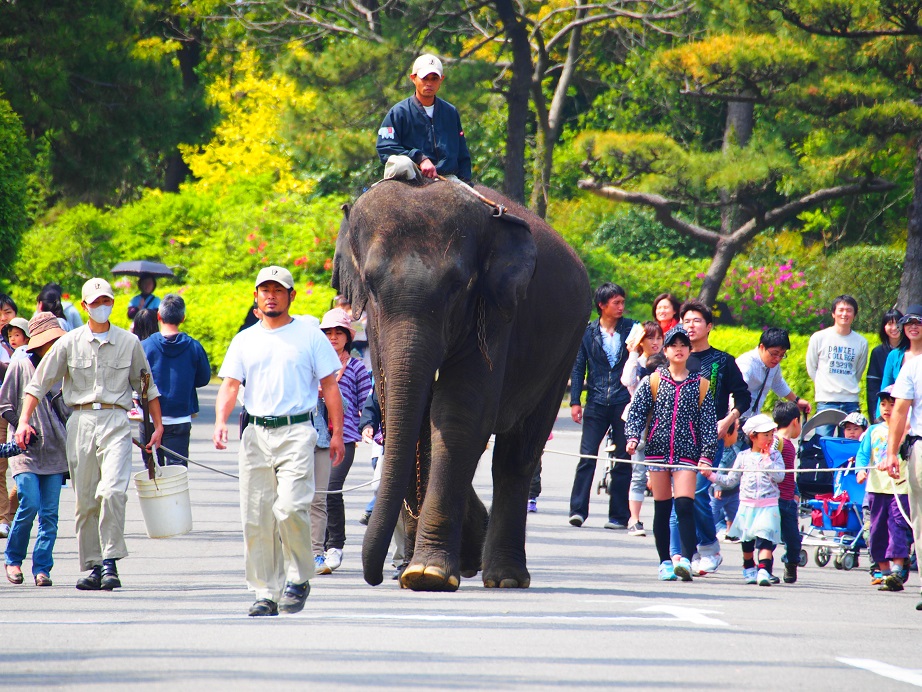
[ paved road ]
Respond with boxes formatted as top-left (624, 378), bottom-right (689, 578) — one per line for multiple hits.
top-left (3, 385), bottom-right (921, 689)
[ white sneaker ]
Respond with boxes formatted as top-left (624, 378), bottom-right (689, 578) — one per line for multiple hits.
top-left (690, 553), bottom-right (701, 575)
top-left (698, 553), bottom-right (723, 575)
top-left (325, 548), bottom-right (343, 571)
top-left (0, 523), bottom-right (9, 539)
top-left (757, 568), bottom-right (772, 586)
top-left (743, 567), bottom-right (757, 584)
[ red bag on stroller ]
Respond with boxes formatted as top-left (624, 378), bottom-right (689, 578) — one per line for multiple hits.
top-left (812, 492), bottom-right (850, 528)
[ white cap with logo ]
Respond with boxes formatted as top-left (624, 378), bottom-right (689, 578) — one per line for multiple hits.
top-left (81, 278), bottom-right (115, 304)
top-left (412, 54), bottom-right (443, 78)
top-left (255, 266), bottom-right (294, 290)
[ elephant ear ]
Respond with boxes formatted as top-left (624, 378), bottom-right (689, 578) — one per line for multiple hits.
top-left (481, 216), bottom-right (537, 322)
top-left (332, 204), bottom-right (368, 315)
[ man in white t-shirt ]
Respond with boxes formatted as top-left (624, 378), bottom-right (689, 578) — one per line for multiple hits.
top-left (886, 354), bottom-right (922, 611)
top-left (214, 266), bottom-right (344, 617)
top-left (806, 294), bottom-right (868, 436)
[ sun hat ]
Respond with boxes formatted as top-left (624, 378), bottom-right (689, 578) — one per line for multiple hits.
top-left (1, 317), bottom-right (30, 340)
top-left (412, 54), bottom-right (443, 78)
top-left (319, 308), bottom-right (356, 339)
top-left (81, 278), bottom-right (114, 304)
top-left (898, 305), bottom-right (922, 325)
top-left (255, 266), bottom-right (294, 290)
top-left (663, 324), bottom-right (691, 347)
top-left (742, 413), bottom-right (777, 436)
top-left (25, 312), bottom-right (66, 352)
top-left (839, 411), bottom-right (869, 429)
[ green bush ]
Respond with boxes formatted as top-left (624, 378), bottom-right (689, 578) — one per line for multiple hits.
top-left (595, 208), bottom-right (712, 259)
top-left (814, 246), bottom-right (903, 333)
top-left (718, 261), bottom-right (824, 333)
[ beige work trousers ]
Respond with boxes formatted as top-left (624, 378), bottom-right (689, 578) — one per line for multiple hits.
top-left (239, 421), bottom-right (317, 602)
top-left (309, 448), bottom-right (332, 556)
top-left (908, 442), bottom-right (922, 584)
top-left (66, 409), bottom-right (133, 571)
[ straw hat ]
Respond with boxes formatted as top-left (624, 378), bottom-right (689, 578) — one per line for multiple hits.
top-left (25, 312), bottom-right (66, 352)
top-left (319, 308), bottom-right (356, 339)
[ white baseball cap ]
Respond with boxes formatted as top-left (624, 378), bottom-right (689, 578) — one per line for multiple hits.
top-left (743, 413), bottom-right (777, 436)
top-left (255, 266), bottom-right (294, 290)
top-left (81, 278), bottom-right (115, 304)
top-left (412, 54), bottom-right (443, 78)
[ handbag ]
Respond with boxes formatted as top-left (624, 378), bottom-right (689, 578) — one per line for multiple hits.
top-left (814, 491), bottom-right (850, 528)
top-left (313, 399), bottom-right (331, 450)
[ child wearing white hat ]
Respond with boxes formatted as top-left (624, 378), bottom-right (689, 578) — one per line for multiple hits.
top-left (703, 413), bottom-right (785, 586)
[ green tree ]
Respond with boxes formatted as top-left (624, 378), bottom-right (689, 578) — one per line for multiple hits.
top-left (0, 96), bottom-right (29, 279)
top-left (576, 15), bottom-right (919, 306)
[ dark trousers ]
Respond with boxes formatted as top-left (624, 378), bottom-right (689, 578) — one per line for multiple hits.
top-left (569, 402), bottom-right (629, 524)
top-left (138, 421), bottom-right (192, 466)
top-left (324, 443), bottom-right (356, 550)
top-left (529, 461), bottom-right (542, 500)
top-left (778, 498), bottom-right (802, 564)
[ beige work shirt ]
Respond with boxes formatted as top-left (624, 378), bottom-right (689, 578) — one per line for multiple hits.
top-left (25, 324), bottom-right (160, 410)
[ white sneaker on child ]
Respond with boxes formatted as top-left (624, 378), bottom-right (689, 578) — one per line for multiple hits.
top-left (757, 568), bottom-right (772, 586)
top-left (743, 567), bottom-right (757, 584)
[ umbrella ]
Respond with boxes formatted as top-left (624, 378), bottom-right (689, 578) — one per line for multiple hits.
top-left (110, 260), bottom-right (175, 278)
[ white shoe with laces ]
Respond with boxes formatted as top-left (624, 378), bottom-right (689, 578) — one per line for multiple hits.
top-left (325, 548), bottom-right (343, 571)
top-left (698, 553), bottom-right (723, 575)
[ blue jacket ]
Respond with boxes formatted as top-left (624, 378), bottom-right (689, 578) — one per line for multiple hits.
top-left (570, 317), bottom-right (636, 408)
top-left (142, 332), bottom-right (211, 419)
top-left (376, 96), bottom-right (472, 181)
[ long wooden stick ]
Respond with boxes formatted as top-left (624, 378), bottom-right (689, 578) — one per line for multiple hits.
top-left (140, 371), bottom-right (156, 480)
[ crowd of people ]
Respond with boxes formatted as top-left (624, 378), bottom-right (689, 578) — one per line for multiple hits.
top-left (567, 282), bottom-right (922, 611)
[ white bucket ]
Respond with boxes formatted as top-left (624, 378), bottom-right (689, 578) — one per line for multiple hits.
top-left (133, 465), bottom-right (193, 538)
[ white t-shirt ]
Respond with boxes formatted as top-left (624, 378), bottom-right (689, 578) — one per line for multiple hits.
top-left (219, 318), bottom-right (340, 417)
top-left (423, 105), bottom-right (434, 117)
top-left (805, 327), bottom-right (868, 402)
top-left (891, 355), bottom-right (922, 435)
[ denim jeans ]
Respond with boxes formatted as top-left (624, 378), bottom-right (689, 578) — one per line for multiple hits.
top-left (778, 498), bottom-right (802, 564)
top-left (5, 472), bottom-right (64, 576)
top-left (569, 401), bottom-right (629, 524)
top-left (815, 401), bottom-right (859, 438)
top-left (711, 490), bottom-right (740, 532)
top-left (670, 440), bottom-right (724, 557)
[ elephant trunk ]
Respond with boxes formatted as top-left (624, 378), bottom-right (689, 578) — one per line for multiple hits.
top-left (362, 328), bottom-right (439, 586)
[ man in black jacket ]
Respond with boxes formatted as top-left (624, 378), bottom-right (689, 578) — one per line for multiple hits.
top-left (376, 54), bottom-right (472, 181)
top-left (569, 283), bottom-right (636, 529)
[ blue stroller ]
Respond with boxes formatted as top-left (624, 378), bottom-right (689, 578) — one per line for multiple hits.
top-left (801, 437), bottom-right (867, 570)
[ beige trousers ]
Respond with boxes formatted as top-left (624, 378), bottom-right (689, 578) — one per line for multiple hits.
top-left (908, 442), bottom-right (922, 584)
top-left (66, 410), bottom-right (133, 570)
top-left (239, 421), bottom-right (317, 602)
top-left (310, 448), bottom-right (332, 556)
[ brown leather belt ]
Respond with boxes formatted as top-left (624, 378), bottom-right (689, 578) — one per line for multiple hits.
top-left (73, 403), bottom-right (124, 411)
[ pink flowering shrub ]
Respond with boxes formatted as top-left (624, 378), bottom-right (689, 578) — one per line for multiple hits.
top-left (718, 261), bottom-right (824, 332)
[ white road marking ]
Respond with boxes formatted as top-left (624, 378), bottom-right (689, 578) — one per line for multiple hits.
top-left (0, 606), bottom-right (729, 627)
top-left (837, 658), bottom-right (922, 687)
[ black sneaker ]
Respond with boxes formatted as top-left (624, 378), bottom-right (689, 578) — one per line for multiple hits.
top-left (248, 599), bottom-right (278, 617)
top-left (627, 522), bottom-right (646, 537)
top-left (278, 581), bottom-right (310, 614)
top-left (76, 566), bottom-right (103, 591)
top-left (880, 573), bottom-right (905, 592)
top-left (783, 563), bottom-right (797, 584)
top-left (359, 511), bottom-right (371, 526)
top-left (568, 514), bottom-right (585, 527)
top-left (100, 559), bottom-right (121, 590)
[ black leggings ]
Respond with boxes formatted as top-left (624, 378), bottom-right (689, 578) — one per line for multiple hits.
top-left (324, 443), bottom-right (356, 550)
top-left (654, 496), bottom-right (696, 562)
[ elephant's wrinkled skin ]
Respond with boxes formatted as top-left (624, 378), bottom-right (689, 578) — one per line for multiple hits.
top-left (333, 180), bottom-right (590, 591)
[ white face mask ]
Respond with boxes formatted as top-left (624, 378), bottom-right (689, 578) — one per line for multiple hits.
top-left (87, 304), bottom-right (113, 324)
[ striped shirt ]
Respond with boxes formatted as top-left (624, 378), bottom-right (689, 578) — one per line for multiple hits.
top-left (335, 358), bottom-right (373, 444)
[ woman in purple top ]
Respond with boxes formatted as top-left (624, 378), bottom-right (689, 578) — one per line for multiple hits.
top-left (312, 308), bottom-right (372, 574)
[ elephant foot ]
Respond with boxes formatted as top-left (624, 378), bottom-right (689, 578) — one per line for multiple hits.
top-left (400, 562), bottom-right (460, 592)
top-left (482, 562), bottom-right (531, 589)
top-left (460, 568), bottom-right (479, 579)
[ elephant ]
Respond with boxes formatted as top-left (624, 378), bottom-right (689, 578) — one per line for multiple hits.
top-left (332, 178), bottom-right (590, 591)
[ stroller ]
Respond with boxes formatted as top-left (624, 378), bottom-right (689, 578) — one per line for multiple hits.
top-left (801, 436), bottom-right (867, 571)
top-left (797, 408), bottom-right (848, 500)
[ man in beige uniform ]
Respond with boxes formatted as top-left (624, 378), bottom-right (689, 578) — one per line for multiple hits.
top-left (16, 278), bottom-right (163, 591)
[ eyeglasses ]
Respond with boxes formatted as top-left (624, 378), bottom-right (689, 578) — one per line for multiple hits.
top-left (903, 318), bottom-right (922, 327)
top-left (683, 318), bottom-right (706, 325)
top-left (764, 349), bottom-right (787, 360)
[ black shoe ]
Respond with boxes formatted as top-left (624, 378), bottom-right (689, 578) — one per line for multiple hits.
top-left (783, 563), bottom-right (797, 584)
top-left (76, 566), bottom-right (103, 591)
top-left (278, 581), bottom-right (310, 614)
top-left (359, 511), bottom-right (371, 526)
top-left (880, 573), bottom-right (905, 592)
top-left (248, 599), bottom-right (278, 616)
top-left (100, 559), bottom-right (121, 590)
